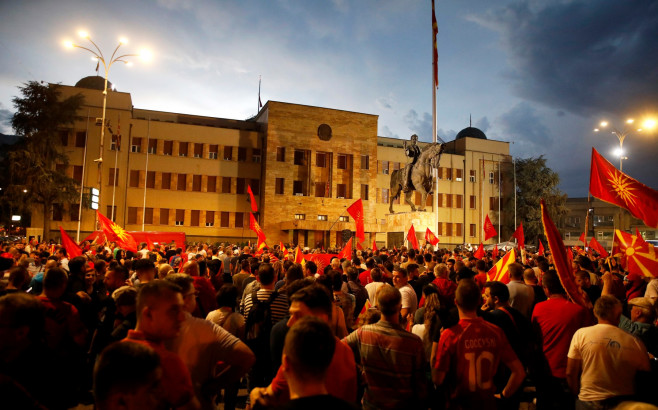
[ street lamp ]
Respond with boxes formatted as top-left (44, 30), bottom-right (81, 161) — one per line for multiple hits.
top-left (64, 31), bottom-right (150, 225)
top-left (593, 117), bottom-right (656, 171)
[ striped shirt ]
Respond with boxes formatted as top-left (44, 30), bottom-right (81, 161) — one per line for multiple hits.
top-left (240, 288), bottom-right (289, 325)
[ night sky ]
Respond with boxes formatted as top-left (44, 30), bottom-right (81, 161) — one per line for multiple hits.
top-left (1, 0), bottom-right (656, 197)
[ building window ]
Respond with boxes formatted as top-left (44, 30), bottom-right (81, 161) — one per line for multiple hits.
top-left (178, 142), bottom-right (188, 157)
top-left (381, 161), bottom-right (389, 175)
top-left (75, 131), bottom-right (85, 148)
top-left (318, 215), bottom-right (328, 221)
top-left (446, 168), bottom-right (453, 181)
top-left (414, 192), bottom-right (421, 206)
top-left (190, 210), bottom-right (200, 226)
top-left (361, 184), bottom-right (369, 201)
top-left (456, 169), bottom-right (463, 182)
top-left (110, 135), bottom-right (119, 151)
top-left (175, 209), bottom-right (185, 226)
top-left (207, 176), bottom-right (217, 193)
top-left (223, 146), bottom-right (233, 160)
top-left (131, 137), bottom-right (142, 153)
top-left (68, 204), bottom-right (79, 221)
top-left (192, 143), bottom-right (202, 158)
top-left (161, 172), bottom-right (171, 189)
top-left (237, 147), bottom-right (247, 162)
top-left (294, 214), bottom-right (305, 220)
top-left (469, 195), bottom-right (476, 209)
top-left (129, 170), bottom-right (139, 188)
top-left (252, 148), bottom-right (261, 163)
top-left (106, 206), bottom-right (117, 220)
top-left (160, 208), bottom-right (170, 225)
top-left (436, 167), bottom-right (443, 180)
top-left (293, 180), bottom-right (304, 196)
top-left (564, 232), bottom-right (571, 240)
top-left (294, 149), bottom-right (307, 166)
top-left (337, 154), bottom-right (348, 170)
top-left (489, 197), bottom-right (500, 211)
top-left (314, 182), bottom-right (328, 197)
top-left (220, 212), bottom-right (229, 228)
top-left (250, 179), bottom-right (260, 194)
top-left (59, 131), bottom-right (68, 146)
top-left (469, 169), bottom-right (476, 182)
top-left (361, 155), bottom-right (369, 170)
top-left (208, 144), bottom-right (218, 159)
top-left (339, 216), bottom-right (349, 222)
top-left (597, 231), bottom-right (603, 240)
top-left (446, 194), bottom-right (453, 208)
top-left (236, 178), bottom-right (246, 195)
top-left (436, 223), bottom-right (443, 236)
top-left (276, 147), bottom-right (285, 162)
top-left (275, 178), bottom-right (284, 195)
top-left (144, 208), bottom-right (153, 225)
top-left (316, 152), bottom-right (327, 167)
top-left (108, 168), bottom-right (119, 186)
top-left (222, 177), bottom-right (231, 194)
top-left (206, 210), bottom-right (215, 227)
top-left (446, 223), bottom-right (453, 236)
top-left (148, 139), bottom-right (157, 154)
top-left (489, 172), bottom-right (495, 184)
top-left (192, 175), bottom-right (202, 192)
top-left (163, 140), bottom-right (173, 156)
top-left (456, 194), bottom-right (463, 209)
top-left (177, 174), bottom-right (187, 191)
top-left (52, 203), bottom-right (63, 221)
top-left (382, 188), bottom-right (389, 204)
top-left (233, 212), bottom-right (242, 228)
top-left (127, 207), bottom-right (138, 224)
top-left (337, 184), bottom-right (347, 198)
top-left (73, 165), bottom-right (83, 183)
top-left (456, 223), bottom-right (463, 237)
top-left (470, 224), bottom-right (476, 237)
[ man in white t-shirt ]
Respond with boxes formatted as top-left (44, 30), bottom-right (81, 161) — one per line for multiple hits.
top-left (393, 266), bottom-right (417, 326)
top-left (567, 295), bottom-right (650, 407)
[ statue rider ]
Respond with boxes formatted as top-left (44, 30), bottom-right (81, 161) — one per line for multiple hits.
top-left (403, 134), bottom-right (421, 193)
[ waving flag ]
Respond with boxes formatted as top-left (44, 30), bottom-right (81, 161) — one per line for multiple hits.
top-left (590, 147), bottom-right (658, 228)
top-left (97, 211), bottom-right (138, 252)
top-left (338, 237), bottom-right (353, 260)
top-left (541, 200), bottom-right (590, 308)
top-left (484, 214), bottom-right (497, 241)
top-left (473, 243), bottom-right (485, 260)
top-left (537, 240), bottom-right (545, 256)
top-left (247, 184), bottom-right (258, 213)
top-left (407, 224), bottom-right (419, 250)
top-left (280, 242), bottom-right (289, 258)
top-left (372, 238), bottom-right (378, 252)
top-left (347, 199), bottom-right (365, 242)
top-left (59, 227), bottom-right (82, 258)
top-left (294, 246), bottom-right (303, 264)
top-left (492, 244), bottom-right (499, 259)
top-left (511, 223), bottom-right (525, 249)
top-left (612, 230), bottom-right (658, 278)
top-left (425, 228), bottom-right (440, 246)
top-left (303, 254), bottom-right (337, 274)
top-left (487, 248), bottom-right (516, 283)
top-left (579, 232), bottom-right (586, 245)
top-left (249, 213), bottom-right (266, 245)
top-left (589, 237), bottom-right (609, 258)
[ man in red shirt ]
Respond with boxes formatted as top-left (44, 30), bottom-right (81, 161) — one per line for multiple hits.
top-left (433, 279), bottom-right (525, 409)
top-left (531, 270), bottom-right (590, 410)
top-left (358, 258), bottom-right (376, 286)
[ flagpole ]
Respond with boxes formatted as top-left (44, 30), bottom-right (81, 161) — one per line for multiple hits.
top-left (76, 109), bottom-right (91, 242)
top-left (432, 0), bottom-right (439, 238)
top-left (498, 160), bottom-right (501, 243)
top-left (142, 117), bottom-right (150, 231)
top-left (111, 114), bottom-right (120, 222)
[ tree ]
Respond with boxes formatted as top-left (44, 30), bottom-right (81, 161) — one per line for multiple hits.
top-left (515, 156), bottom-right (567, 245)
top-left (3, 81), bottom-right (83, 241)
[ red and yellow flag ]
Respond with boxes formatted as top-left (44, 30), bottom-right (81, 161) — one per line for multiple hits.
top-left (347, 199), bottom-right (365, 242)
top-left (97, 211), bottom-right (138, 252)
top-left (407, 224), bottom-right (419, 250)
top-left (473, 243), bottom-right (485, 260)
top-left (487, 248), bottom-right (516, 283)
top-left (59, 226), bottom-right (82, 258)
top-left (280, 242), bottom-right (289, 258)
top-left (541, 200), bottom-right (591, 308)
top-left (484, 214), bottom-right (497, 241)
top-left (612, 230), bottom-right (658, 278)
top-left (425, 228), bottom-right (440, 246)
top-left (590, 147), bottom-right (658, 228)
top-left (249, 213), bottom-right (266, 245)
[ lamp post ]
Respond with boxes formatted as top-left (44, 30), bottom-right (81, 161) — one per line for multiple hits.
top-left (594, 118), bottom-right (656, 171)
top-left (64, 31), bottom-right (150, 227)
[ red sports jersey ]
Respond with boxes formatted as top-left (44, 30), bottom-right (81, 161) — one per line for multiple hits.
top-left (434, 317), bottom-right (518, 409)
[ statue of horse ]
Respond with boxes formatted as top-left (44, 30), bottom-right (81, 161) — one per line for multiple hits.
top-left (389, 143), bottom-right (444, 213)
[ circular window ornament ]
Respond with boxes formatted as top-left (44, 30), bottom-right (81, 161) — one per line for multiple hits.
top-left (318, 124), bottom-right (332, 141)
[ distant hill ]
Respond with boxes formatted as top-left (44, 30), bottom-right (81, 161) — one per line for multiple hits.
top-left (0, 132), bottom-right (19, 146)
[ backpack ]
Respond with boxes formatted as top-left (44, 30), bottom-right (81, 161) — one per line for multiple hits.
top-left (244, 290), bottom-right (278, 341)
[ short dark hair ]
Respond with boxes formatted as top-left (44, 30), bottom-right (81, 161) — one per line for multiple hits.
top-left (346, 267), bottom-right (359, 282)
top-left (370, 267), bottom-right (382, 282)
top-left (133, 258), bottom-right (155, 272)
top-left (393, 266), bottom-right (408, 277)
top-left (484, 281), bottom-right (510, 303)
top-left (304, 261), bottom-right (317, 275)
top-left (136, 280), bottom-right (182, 319)
top-left (258, 263), bottom-right (275, 285)
top-left (43, 267), bottom-right (68, 291)
top-left (455, 279), bottom-right (481, 311)
top-left (290, 284), bottom-right (332, 318)
top-left (476, 260), bottom-right (486, 271)
top-left (216, 284), bottom-right (238, 308)
top-left (241, 259), bottom-right (250, 271)
top-left (109, 264), bottom-right (129, 281)
top-left (542, 270), bottom-right (565, 295)
top-left (285, 264), bottom-right (304, 283)
top-left (283, 316), bottom-right (335, 381)
top-left (508, 263), bottom-right (524, 280)
top-left (378, 286), bottom-right (401, 316)
top-left (594, 295), bottom-right (621, 322)
top-left (164, 273), bottom-right (194, 294)
top-left (328, 270), bottom-right (344, 291)
top-left (0, 292), bottom-right (45, 342)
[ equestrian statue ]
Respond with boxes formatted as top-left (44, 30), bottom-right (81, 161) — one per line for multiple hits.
top-left (389, 135), bottom-right (444, 213)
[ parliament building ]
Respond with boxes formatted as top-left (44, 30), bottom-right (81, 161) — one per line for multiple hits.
top-left (33, 76), bottom-right (513, 248)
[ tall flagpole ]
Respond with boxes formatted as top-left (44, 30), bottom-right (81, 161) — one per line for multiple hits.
top-left (142, 117), bottom-right (150, 231)
top-left (432, 0), bottom-right (439, 235)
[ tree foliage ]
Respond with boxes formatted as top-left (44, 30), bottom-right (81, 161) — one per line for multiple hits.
top-left (515, 155), bottom-right (567, 244)
top-left (3, 81), bottom-right (83, 241)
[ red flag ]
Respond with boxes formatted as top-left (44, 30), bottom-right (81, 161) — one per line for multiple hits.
top-left (612, 230), bottom-right (658, 278)
top-left (579, 232), bottom-right (586, 245)
top-left (338, 237), bottom-right (353, 259)
top-left (59, 226), bottom-right (82, 258)
top-left (541, 200), bottom-right (591, 308)
top-left (492, 244), bottom-right (499, 259)
top-left (588, 237), bottom-right (609, 258)
top-left (407, 224), bottom-right (419, 250)
top-left (97, 211), bottom-right (138, 252)
top-left (347, 199), bottom-right (365, 242)
top-left (294, 246), bottom-right (303, 264)
top-left (574, 246), bottom-right (586, 256)
top-left (487, 248), bottom-right (516, 283)
top-left (537, 240), bottom-right (545, 256)
top-left (431, 0), bottom-right (438, 88)
top-left (511, 223), bottom-right (525, 249)
top-left (484, 214), bottom-right (497, 241)
top-left (249, 213), bottom-right (266, 244)
top-left (473, 243), bottom-right (484, 260)
top-left (302, 253), bottom-right (337, 274)
top-left (247, 184), bottom-right (258, 213)
top-left (425, 228), bottom-right (440, 246)
top-left (372, 238), bottom-right (378, 252)
top-left (590, 147), bottom-right (658, 228)
top-left (566, 246), bottom-right (574, 267)
top-left (356, 241), bottom-right (364, 251)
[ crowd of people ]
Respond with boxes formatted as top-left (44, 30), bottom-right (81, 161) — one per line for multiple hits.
top-left (1, 238), bottom-right (658, 410)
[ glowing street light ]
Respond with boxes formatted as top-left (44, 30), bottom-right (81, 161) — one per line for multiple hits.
top-left (593, 116), bottom-right (656, 171)
top-left (63, 31), bottom-right (151, 226)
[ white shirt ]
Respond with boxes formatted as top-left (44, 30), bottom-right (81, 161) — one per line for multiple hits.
top-left (398, 284), bottom-right (418, 317)
top-left (645, 279), bottom-right (658, 304)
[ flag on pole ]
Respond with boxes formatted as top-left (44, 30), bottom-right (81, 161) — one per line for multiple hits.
top-left (249, 213), bottom-right (266, 245)
top-left (487, 248), bottom-right (516, 283)
top-left (537, 240), bottom-right (545, 256)
top-left (590, 147), bottom-right (658, 228)
top-left (97, 211), bottom-right (138, 252)
top-left (294, 246), bottom-right (303, 264)
top-left (425, 228), bottom-right (440, 246)
top-left (258, 76), bottom-right (263, 110)
top-left (473, 243), bottom-right (485, 260)
top-left (338, 237), bottom-right (353, 260)
top-left (612, 230), bottom-right (658, 278)
top-left (492, 244), bottom-right (499, 259)
top-left (372, 238), bottom-right (378, 252)
top-left (541, 200), bottom-right (591, 308)
top-left (588, 237), bottom-right (609, 258)
top-left (59, 226), bottom-right (82, 258)
top-left (511, 223), bottom-right (525, 249)
top-left (280, 242), bottom-right (289, 258)
top-left (347, 199), bottom-right (365, 242)
top-left (566, 246), bottom-right (574, 267)
top-left (356, 240), bottom-right (364, 251)
top-left (407, 224), bottom-right (419, 250)
top-left (431, 0), bottom-right (438, 88)
top-left (247, 184), bottom-right (258, 213)
top-left (579, 232), bottom-right (586, 245)
top-left (484, 214), bottom-right (497, 241)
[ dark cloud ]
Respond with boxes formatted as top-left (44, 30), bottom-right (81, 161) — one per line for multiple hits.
top-left (0, 105), bottom-right (12, 134)
top-left (380, 125), bottom-right (399, 139)
top-left (497, 102), bottom-right (552, 153)
top-left (472, 1), bottom-right (658, 117)
top-left (403, 109), bottom-right (432, 141)
top-left (475, 116), bottom-right (490, 132)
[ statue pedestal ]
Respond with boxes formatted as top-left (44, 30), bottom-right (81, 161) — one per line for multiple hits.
top-left (385, 212), bottom-right (437, 248)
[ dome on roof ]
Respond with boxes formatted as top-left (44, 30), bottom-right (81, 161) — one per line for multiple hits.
top-left (455, 126), bottom-right (487, 140)
top-left (75, 76), bottom-right (113, 91)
